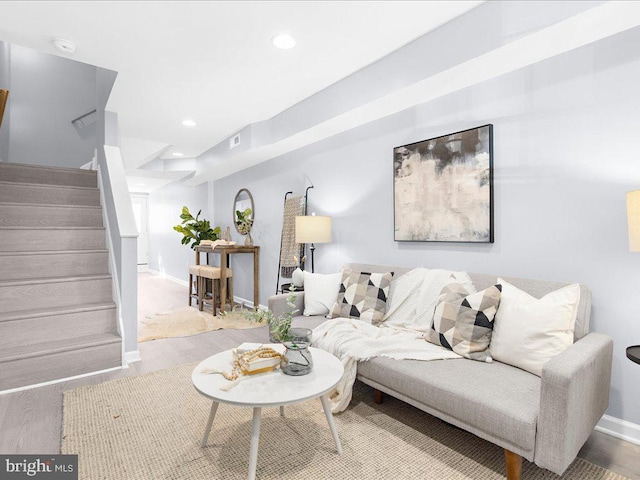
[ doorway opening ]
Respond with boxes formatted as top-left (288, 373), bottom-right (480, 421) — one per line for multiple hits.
top-left (130, 193), bottom-right (149, 272)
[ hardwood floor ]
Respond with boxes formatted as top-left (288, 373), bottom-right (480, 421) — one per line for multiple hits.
top-left (0, 273), bottom-right (638, 479)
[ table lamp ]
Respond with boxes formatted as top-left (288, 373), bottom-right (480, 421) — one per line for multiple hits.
top-left (626, 190), bottom-right (640, 365)
top-left (295, 214), bottom-right (332, 273)
top-left (627, 190), bottom-right (640, 251)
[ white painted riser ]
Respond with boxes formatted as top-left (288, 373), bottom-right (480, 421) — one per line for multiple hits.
top-left (0, 204), bottom-right (103, 227)
top-left (0, 277), bottom-right (113, 314)
top-left (0, 339), bottom-right (121, 391)
top-left (0, 181), bottom-right (100, 206)
top-left (0, 251), bottom-right (109, 281)
top-left (0, 306), bottom-right (117, 349)
top-left (0, 228), bottom-right (106, 252)
top-left (0, 163), bottom-right (97, 188)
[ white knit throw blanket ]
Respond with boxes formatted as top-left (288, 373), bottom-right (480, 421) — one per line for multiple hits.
top-left (312, 269), bottom-right (472, 413)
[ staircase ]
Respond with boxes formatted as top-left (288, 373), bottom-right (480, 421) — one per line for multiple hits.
top-left (0, 162), bottom-right (122, 391)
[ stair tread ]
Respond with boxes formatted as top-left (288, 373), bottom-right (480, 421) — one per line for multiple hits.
top-left (0, 226), bottom-right (105, 230)
top-left (0, 180), bottom-right (98, 191)
top-left (0, 202), bottom-right (102, 210)
top-left (0, 249), bottom-right (108, 257)
top-left (0, 274), bottom-right (112, 287)
top-left (0, 302), bottom-right (116, 322)
top-left (0, 332), bottom-right (121, 363)
top-left (0, 162), bottom-right (97, 175)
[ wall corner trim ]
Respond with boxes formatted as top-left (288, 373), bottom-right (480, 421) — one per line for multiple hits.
top-left (124, 350), bottom-right (142, 365)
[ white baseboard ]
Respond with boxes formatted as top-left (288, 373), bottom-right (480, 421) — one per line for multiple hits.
top-left (146, 271), bottom-right (264, 309)
top-left (147, 268), bottom-right (189, 287)
top-left (0, 366), bottom-right (122, 396)
top-left (596, 414), bottom-right (640, 446)
top-left (233, 295), bottom-right (267, 311)
top-left (124, 350), bottom-right (142, 364)
top-left (137, 264), bottom-right (149, 273)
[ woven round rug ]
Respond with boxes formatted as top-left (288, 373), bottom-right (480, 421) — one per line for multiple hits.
top-left (62, 363), bottom-right (628, 480)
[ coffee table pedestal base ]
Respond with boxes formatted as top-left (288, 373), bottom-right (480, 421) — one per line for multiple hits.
top-left (200, 396), bottom-right (342, 480)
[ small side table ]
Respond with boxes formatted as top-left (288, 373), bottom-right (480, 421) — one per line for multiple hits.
top-left (280, 283), bottom-right (304, 293)
top-left (627, 346), bottom-right (640, 365)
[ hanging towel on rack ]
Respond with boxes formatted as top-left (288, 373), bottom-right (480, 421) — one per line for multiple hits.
top-left (280, 195), bottom-right (305, 278)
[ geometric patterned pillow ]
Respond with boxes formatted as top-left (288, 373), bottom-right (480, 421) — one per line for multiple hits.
top-left (428, 281), bottom-right (502, 362)
top-left (327, 270), bottom-right (393, 325)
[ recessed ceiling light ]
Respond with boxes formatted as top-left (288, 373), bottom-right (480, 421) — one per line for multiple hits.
top-left (182, 119), bottom-right (196, 127)
top-left (272, 33), bottom-right (296, 50)
top-left (53, 37), bottom-right (76, 54)
top-left (172, 152), bottom-right (184, 157)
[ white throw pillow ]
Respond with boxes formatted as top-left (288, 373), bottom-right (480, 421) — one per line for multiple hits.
top-left (490, 278), bottom-right (580, 376)
top-left (303, 271), bottom-right (342, 316)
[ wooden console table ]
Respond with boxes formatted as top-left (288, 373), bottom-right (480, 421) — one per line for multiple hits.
top-left (195, 244), bottom-right (260, 313)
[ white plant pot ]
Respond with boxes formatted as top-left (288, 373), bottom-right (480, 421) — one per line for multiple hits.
top-left (292, 268), bottom-right (304, 287)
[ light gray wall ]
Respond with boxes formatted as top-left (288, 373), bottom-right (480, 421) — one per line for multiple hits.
top-left (0, 41), bottom-right (10, 162)
top-left (213, 27), bottom-right (640, 425)
top-left (7, 44), bottom-right (96, 167)
top-left (148, 181), bottom-right (210, 282)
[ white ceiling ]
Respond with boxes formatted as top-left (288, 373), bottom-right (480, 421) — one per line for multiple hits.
top-left (0, 0), bottom-right (483, 159)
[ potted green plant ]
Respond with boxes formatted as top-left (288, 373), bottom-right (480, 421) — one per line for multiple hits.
top-left (241, 291), bottom-right (297, 342)
top-left (235, 207), bottom-right (253, 235)
top-left (238, 291), bottom-right (313, 376)
top-left (236, 207), bottom-right (254, 246)
top-left (173, 206), bottom-right (221, 250)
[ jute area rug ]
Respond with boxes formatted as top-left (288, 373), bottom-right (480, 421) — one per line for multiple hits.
top-left (139, 307), bottom-right (262, 342)
top-left (62, 363), bottom-right (627, 480)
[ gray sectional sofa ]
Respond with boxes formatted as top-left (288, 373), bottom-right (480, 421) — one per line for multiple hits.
top-left (268, 263), bottom-right (614, 480)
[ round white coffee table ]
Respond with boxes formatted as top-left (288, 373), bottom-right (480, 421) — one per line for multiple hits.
top-left (192, 346), bottom-right (344, 480)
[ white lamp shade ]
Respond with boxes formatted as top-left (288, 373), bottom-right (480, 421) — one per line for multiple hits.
top-left (627, 190), bottom-right (640, 252)
top-left (295, 216), bottom-right (332, 244)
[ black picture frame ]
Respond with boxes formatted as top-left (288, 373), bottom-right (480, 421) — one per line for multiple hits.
top-left (393, 124), bottom-right (494, 243)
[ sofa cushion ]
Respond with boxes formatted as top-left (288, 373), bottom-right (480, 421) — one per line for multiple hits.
top-left (357, 357), bottom-right (540, 455)
top-left (490, 278), bottom-right (580, 376)
top-left (291, 314), bottom-right (327, 331)
top-left (328, 270), bottom-right (393, 324)
top-left (428, 281), bottom-right (502, 362)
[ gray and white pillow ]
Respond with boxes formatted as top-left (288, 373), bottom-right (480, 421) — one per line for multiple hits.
top-left (327, 269), bottom-right (393, 324)
top-left (428, 281), bottom-right (502, 362)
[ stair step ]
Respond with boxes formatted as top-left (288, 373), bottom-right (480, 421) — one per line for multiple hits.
top-left (0, 333), bottom-right (121, 391)
top-left (0, 301), bottom-right (117, 322)
top-left (0, 162), bottom-right (97, 188)
top-left (0, 250), bottom-right (109, 281)
top-left (0, 203), bottom-right (103, 227)
top-left (0, 227), bottom-right (106, 252)
top-left (0, 181), bottom-right (100, 206)
top-left (0, 303), bottom-right (117, 349)
top-left (0, 274), bottom-right (113, 314)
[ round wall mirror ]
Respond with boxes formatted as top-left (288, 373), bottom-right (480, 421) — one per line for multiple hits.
top-left (234, 188), bottom-right (254, 234)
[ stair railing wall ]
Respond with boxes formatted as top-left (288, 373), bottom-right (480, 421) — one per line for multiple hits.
top-left (96, 105), bottom-right (139, 364)
top-left (98, 143), bottom-right (139, 364)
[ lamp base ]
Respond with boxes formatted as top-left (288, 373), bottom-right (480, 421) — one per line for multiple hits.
top-left (310, 243), bottom-right (316, 273)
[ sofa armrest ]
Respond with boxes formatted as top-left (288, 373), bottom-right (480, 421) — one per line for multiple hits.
top-left (267, 292), bottom-right (305, 318)
top-left (534, 332), bottom-right (613, 474)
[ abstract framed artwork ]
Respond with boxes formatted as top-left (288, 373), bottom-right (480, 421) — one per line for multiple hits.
top-left (394, 124), bottom-right (494, 243)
